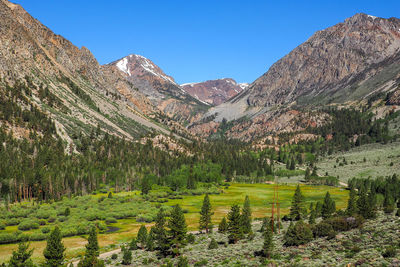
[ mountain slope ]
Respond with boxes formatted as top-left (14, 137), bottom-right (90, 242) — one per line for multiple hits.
top-left (181, 78), bottom-right (247, 106)
top-left (196, 13), bottom-right (400, 140)
top-left (0, 0), bottom-right (179, 143)
top-left (107, 54), bottom-right (210, 124)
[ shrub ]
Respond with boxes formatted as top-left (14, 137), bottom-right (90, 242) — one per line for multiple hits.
top-left (111, 253), bottom-right (118, 260)
top-left (194, 259), bottom-right (208, 266)
top-left (41, 227), bottom-right (51, 234)
top-left (29, 232), bottom-right (47, 241)
top-left (57, 216), bottom-right (67, 222)
top-left (6, 218), bottom-right (21, 226)
top-left (284, 220), bottom-right (313, 246)
top-left (382, 246), bottom-right (397, 258)
top-left (18, 220), bottom-right (40, 231)
top-left (0, 221), bottom-right (5, 230)
top-left (47, 216), bottom-right (56, 223)
top-left (0, 232), bottom-right (20, 244)
top-left (208, 238), bottom-right (218, 249)
top-left (177, 256), bottom-right (189, 267)
top-left (136, 214), bottom-right (153, 223)
top-left (186, 233), bottom-right (195, 243)
top-left (313, 222), bottom-right (334, 238)
top-left (39, 219), bottom-right (46, 226)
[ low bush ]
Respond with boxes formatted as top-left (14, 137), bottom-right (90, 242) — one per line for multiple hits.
top-left (382, 246), bottom-right (397, 258)
top-left (18, 220), bottom-right (40, 231)
top-left (0, 221), bottom-right (5, 230)
top-left (313, 222), bottom-right (334, 238)
top-left (6, 218), bottom-right (21, 226)
top-left (41, 227), bottom-right (51, 234)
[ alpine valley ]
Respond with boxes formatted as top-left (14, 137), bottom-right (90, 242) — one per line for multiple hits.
top-left (0, 0), bottom-right (400, 266)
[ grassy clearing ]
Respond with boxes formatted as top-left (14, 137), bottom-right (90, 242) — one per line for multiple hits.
top-left (0, 183), bottom-right (347, 264)
top-left (317, 142), bottom-right (400, 182)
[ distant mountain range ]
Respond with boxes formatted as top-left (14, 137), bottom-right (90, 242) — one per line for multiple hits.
top-left (192, 13), bottom-right (400, 140)
top-left (181, 78), bottom-right (247, 106)
top-left (0, 0), bottom-right (399, 143)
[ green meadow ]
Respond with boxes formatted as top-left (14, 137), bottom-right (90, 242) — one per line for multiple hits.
top-left (0, 183), bottom-right (348, 264)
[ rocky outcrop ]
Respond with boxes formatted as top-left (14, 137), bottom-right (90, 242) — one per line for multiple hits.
top-left (246, 13), bottom-right (400, 107)
top-left (181, 78), bottom-right (247, 106)
top-left (0, 0), bottom-right (184, 141)
top-left (107, 55), bottom-right (209, 124)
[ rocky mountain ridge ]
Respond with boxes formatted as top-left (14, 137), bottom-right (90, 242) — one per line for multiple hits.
top-left (107, 54), bottom-right (209, 124)
top-left (0, 0), bottom-right (190, 145)
top-left (181, 78), bottom-right (247, 106)
top-left (195, 13), bottom-right (400, 141)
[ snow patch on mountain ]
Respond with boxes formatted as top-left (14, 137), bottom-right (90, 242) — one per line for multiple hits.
top-left (116, 57), bottom-right (131, 76)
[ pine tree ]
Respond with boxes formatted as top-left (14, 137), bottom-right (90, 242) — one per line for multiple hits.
top-left (85, 226), bottom-right (99, 257)
top-left (168, 204), bottom-right (187, 251)
top-left (305, 167), bottom-right (311, 182)
top-left (186, 165), bottom-right (196, 190)
top-left (8, 242), bottom-right (35, 267)
top-left (78, 226), bottom-right (103, 267)
top-left (227, 204), bottom-right (243, 243)
top-left (290, 185), bottom-right (304, 220)
top-left (262, 224), bottom-right (274, 258)
top-left (141, 178), bottom-right (151, 195)
top-left (289, 157), bottom-right (296, 170)
top-left (218, 217), bottom-right (228, 233)
top-left (146, 228), bottom-right (155, 251)
top-left (308, 209), bottom-right (316, 225)
top-left (321, 192), bottom-right (336, 219)
top-left (137, 225), bottom-right (148, 247)
top-left (208, 238), bottom-right (218, 249)
top-left (199, 194), bottom-right (213, 233)
top-left (241, 195), bottom-right (252, 234)
top-left (121, 246), bottom-right (132, 265)
top-left (315, 201), bottom-right (322, 217)
top-left (153, 208), bottom-right (169, 256)
top-left (383, 192), bottom-right (395, 214)
top-left (346, 187), bottom-right (358, 216)
top-left (43, 226), bottom-right (65, 267)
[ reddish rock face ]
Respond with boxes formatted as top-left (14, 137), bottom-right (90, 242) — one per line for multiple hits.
top-left (181, 78), bottom-right (247, 106)
top-left (107, 54), bottom-right (209, 124)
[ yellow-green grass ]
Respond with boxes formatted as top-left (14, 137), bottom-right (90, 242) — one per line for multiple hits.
top-left (0, 183), bottom-right (348, 264)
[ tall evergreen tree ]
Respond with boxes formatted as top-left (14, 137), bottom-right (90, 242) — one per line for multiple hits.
top-left (168, 204), bottom-right (187, 252)
top-left (199, 194), bottom-right (213, 233)
top-left (290, 185), bottom-right (304, 220)
top-left (43, 226), bottom-right (65, 267)
top-left (346, 187), bottom-right (358, 216)
top-left (146, 228), bottom-right (155, 251)
top-left (241, 195), bottom-right (252, 234)
top-left (321, 192), bottom-right (336, 219)
top-left (153, 208), bottom-right (170, 256)
top-left (383, 191), bottom-right (395, 214)
top-left (218, 217), bottom-right (228, 233)
top-left (141, 178), bottom-right (151, 195)
top-left (137, 225), bottom-right (148, 248)
top-left (262, 224), bottom-right (274, 258)
top-left (8, 242), bottom-right (35, 267)
top-left (227, 204), bottom-right (243, 243)
top-left (78, 226), bottom-right (103, 267)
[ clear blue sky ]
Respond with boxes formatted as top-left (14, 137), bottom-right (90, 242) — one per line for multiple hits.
top-left (12, 0), bottom-right (400, 84)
